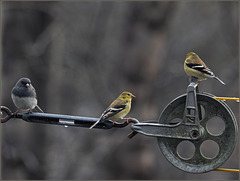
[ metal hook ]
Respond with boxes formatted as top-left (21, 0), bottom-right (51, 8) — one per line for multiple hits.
top-left (1, 106), bottom-right (20, 123)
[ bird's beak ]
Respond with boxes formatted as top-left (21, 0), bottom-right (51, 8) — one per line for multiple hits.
top-left (131, 94), bottom-right (136, 98)
top-left (26, 83), bottom-right (30, 87)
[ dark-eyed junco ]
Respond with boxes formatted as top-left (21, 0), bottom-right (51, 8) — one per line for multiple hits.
top-left (11, 77), bottom-right (43, 113)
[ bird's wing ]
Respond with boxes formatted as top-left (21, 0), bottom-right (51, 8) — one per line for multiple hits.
top-left (89, 99), bottom-right (127, 129)
top-left (101, 104), bottom-right (126, 120)
top-left (186, 63), bottom-right (214, 76)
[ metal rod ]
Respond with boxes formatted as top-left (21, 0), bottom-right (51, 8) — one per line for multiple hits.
top-left (213, 97), bottom-right (239, 102)
top-left (215, 168), bottom-right (239, 173)
top-left (131, 122), bottom-right (202, 140)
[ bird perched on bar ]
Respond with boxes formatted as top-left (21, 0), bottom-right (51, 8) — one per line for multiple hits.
top-left (11, 77), bottom-right (43, 113)
top-left (184, 52), bottom-right (225, 85)
top-left (89, 91), bottom-right (135, 129)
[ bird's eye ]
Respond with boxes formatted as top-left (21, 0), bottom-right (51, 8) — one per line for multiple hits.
top-left (128, 94), bottom-right (130, 96)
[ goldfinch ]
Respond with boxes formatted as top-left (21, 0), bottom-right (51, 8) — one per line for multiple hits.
top-left (184, 52), bottom-right (225, 85)
top-left (89, 91), bottom-right (135, 129)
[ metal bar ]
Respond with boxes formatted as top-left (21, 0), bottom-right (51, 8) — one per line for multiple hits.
top-left (21, 112), bottom-right (111, 129)
top-left (1, 106), bottom-right (137, 129)
top-left (131, 122), bottom-right (202, 140)
top-left (21, 112), bottom-right (138, 129)
top-left (183, 77), bottom-right (200, 126)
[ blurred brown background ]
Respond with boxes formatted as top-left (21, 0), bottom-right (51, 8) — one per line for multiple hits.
top-left (1, 1), bottom-right (239, 180)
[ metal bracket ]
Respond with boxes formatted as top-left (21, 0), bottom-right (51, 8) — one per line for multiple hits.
top-left (130, 77), bottom-right (202, 140)
top-left (183, 77), bottom-right (200, 125)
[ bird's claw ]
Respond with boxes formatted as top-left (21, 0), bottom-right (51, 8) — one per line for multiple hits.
top-left (111, 117), bottom-right (139, 128)
top-left (112, 121), bottom-right (118, 125)
top-left (123, 117), bottom-right (139, 124)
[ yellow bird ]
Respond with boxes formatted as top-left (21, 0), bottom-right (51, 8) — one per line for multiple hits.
top-left (89, 91), bottom-right (135, 129)
top-left (184, 52), bottom-right (225, 85)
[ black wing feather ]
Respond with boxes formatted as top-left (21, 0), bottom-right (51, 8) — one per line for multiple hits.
top-left (186, 63), bottom-right (212, 76)
top-left (102, 104), bottom-right (126, 120)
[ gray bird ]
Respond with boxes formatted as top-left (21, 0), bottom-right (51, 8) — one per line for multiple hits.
top-left (11, 77), bottom-right (43, 113)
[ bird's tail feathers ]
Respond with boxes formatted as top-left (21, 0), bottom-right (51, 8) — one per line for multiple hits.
top-left (34, 105), bottom-right (44, 113)
top-left (214, 76), bottom-right (225, 85)
top-left (89, 119), bottom-right (101, 129)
